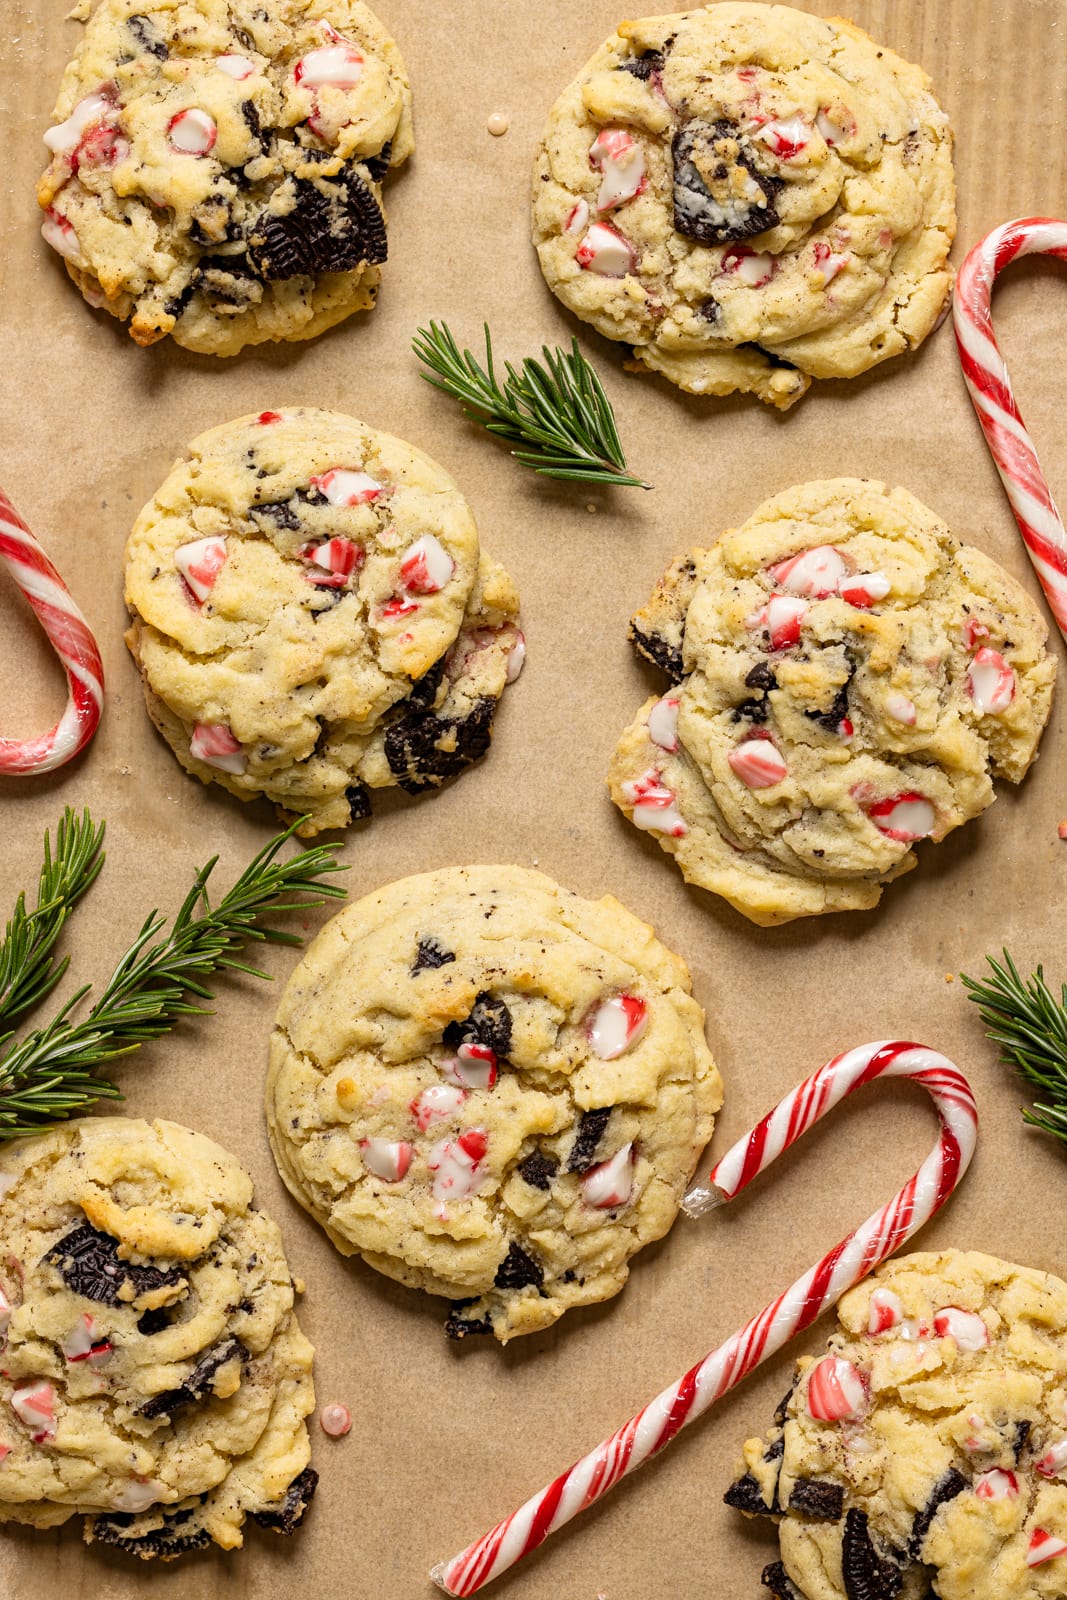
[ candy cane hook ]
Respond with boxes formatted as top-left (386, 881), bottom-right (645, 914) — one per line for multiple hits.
top-left (953, 217), bottom-right (1067, 643)
top-left (432, 1041), bottom-right (978, 1596)
top-left (0, 488), bottom-right (104, 774)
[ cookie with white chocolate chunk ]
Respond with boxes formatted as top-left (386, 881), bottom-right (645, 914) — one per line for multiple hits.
top-left (608, 479), bottom-right (1055, 925)
top-left (265, 865), bottom-right (722, 1342)
top-left (727, 1250), bottom-right (1067, 1600)
top-left (0, 1117), bottom-right (316, 1558)
top-left (124, 407), bottom-right (523, 835)
top-left (532, 4), bottom-right (955, 407)
top-left (37, 0), bottom-right (413, 355)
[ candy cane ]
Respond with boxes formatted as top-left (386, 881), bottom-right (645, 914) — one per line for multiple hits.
top-left (0, 488), bottom-right (104, 774)
top-left (953, 217), bottom-right (1067, 643)
top-left (432, 1040), bottom-right (977, 1596)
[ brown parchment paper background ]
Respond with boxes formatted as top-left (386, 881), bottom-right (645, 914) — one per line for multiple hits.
top-left (3, 1), bottom-right (1067, 1595)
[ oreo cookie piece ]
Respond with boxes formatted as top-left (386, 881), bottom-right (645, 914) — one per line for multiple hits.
top-left (90, 1511), bottom-right (212, 1558)
top-left (345, 781), bottom-right (372, 822)
top-left (444, 1302), bottom-right (494, 1340)
top-left (493, 1243), bottom-right (544, 1292)
top-left (619, 49), bottom-right (665, 79)
top-left (841, 1509), bottom-right (902, 1600)
top-left (412, 935), bottom-right (456, 974)
top-left (762, 1563), bottom-right (807, 1600)
top-left (363, 140), bottom-right (393, 183)
top-left (126, 13), bottom-right (167, 58)
top-left (247, 168), bottom-right (387, 280)
top-left (906, 1468), bottom-right (968, 1559)
top-left (566, 1107), bottom-right (612, 1174)
top-left (789, 1478), bottom-right (846, 1521)
top-left (517, 1150), bottom-right (559, 1191)
top-left (384, 695), bottom-right (497, 794)
top-left (251, 1466), bottom-right (319, 1534)
top-left (629, 620), bottom-right (684, 683)
top-left (443, 991), bottom-right (512, 1059)
top-left (723, 1472), bottom-right (776, 1516)
top-left (672, 120), bottom-right (784, 246)
top-left (139, 1338), bottom-right (247, 1420)
top-left (45, 1223), bottom-right (185, 1308)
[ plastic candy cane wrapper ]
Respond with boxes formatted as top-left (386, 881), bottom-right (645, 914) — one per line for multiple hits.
top-left (954, 216), bottom-right (1067, 643)
top-left (0, 487), bottom-right (104, 773)
top-left (432, 1041), bottom-right (978, 1596)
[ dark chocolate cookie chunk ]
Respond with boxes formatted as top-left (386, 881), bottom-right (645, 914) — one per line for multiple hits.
top-left (444, 1302), bottom-right (494, 1340)
top-left (251, 1466), bottom-right (319, 1534)
top-left (841, 1509), bottom-right (902, 1600)
top-left (789, 1478), bottom-right (846, 1521)
top-left (384, 695), bottom-right (497, 794)
top-left (443, 991), bottom-right (513, 1059)
top-left (566, 1107), bottom-right (612, 1174)
top-left (139, 1338), bottom-right (247, 1420)
top-left (672, 120), bottom-right (783, 246)
top-left (45, 1224), bottom-right (185, 1308)
top-left (247, 168), bottom-right (387, 280)
top-left (517, 1150), bottom-right (559, 1191)
top-left (493, 1243), bottom-right (544, 1291)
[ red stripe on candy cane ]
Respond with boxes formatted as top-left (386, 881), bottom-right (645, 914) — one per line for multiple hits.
top-left (0, 489), bottom-right (104, 774)
top-left (431, 1041), bottom-right (977, 1595)
top-left (953, 218), bottom-right (1067, 641)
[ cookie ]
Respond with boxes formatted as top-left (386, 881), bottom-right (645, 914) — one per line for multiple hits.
top-left (124, 407), bottom-right (524, 835)
top-left (265, 865), bottom-right (722, 1342)
top-left (0, 1117), bottom-right (316, 1557)
top-left (38, 0), bottom-right (413, 355)
top-left (532, 4), bottom-right (955, 407)
top-left (726, 1249), bottom-right (1067, 1600)
top-left (608, 479), bottom-right (1055, 925)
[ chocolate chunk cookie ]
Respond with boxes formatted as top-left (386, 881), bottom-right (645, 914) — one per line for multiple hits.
top-left (265, 865), bottom-right (722, 1342)
top-left (608, 479), bottom-right (1055, 925)
top-left (38, 0), bottom-right (413, 355)
top-left (727, 1250), bottom-right (1067, 1600)
top-left (532, 5), bottom-right (955, 407)
top-left (124, 408), bottom-right (523, 835)
top-left (0, 1118), bottom-right (315, 1557)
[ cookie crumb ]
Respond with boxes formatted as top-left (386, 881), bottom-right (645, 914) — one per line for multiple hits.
top-left (486, 112), bottom-right (509, 137)
top-left (66, 0), bottom-right (91, 17)
top-left (944, 973), bottom-right (954, 983)
top-left (586, 502), bottom-right (598, 513)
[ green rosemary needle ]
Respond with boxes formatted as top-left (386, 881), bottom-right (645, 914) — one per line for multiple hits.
top-left (962, 950), bottom-right (1067, 1145)
top-left (412, 320), bottom-right (651, 489)
top-left (0, 819), bottom-right (347, 1140)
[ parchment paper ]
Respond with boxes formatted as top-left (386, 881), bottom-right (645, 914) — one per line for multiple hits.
top-left (3, 2), bottom-right (1067, 1595)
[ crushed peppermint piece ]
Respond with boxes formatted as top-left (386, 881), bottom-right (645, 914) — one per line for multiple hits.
top-left (974, 1468), bottom-right (1018, 1501)
top-left (768, 546), bottom-right (847, 599)
top-left (11, 1380), bottom-right (56, 1441)
top-left (44, 88), bottom-right (116, 155)
top-left (109, 1478), bottom-right (165, 1512)
top-left (865, 792), bottom-right (935, 842)
top-left (647, 696), bottom-right (680, 752)
top-left (932, 1307), bottom-right (989, 1351)
top-left (62, 1313), bottom-right (113, 1366)
top-left (747, 594), bottom-right (807, 650)
top-left (589, 127), bottom-right (646, 212)
top-left (1028, 1528), bottom-right (1067, 1568)
top-left (428, 1129), bottom-right (488, 1215)
top-left (1037, 1440), bottom-right (1067, 1479)
top-left (728, 737), bottom-right (788, 789)
top-left (360, 1138), bottom-right (413, 1182)
top-left (175, 536), bottom-right (227, 603)
top-left (0, 1285), bottom-right (10, 1334)
top-left (505, 631), bottom-right (526, 683)
top-left (581, 1143), bottom-right (635, 1208)
top-left (722, 245), bottom-right (776, 287)
top-left (410, 1084), bottom-right (466, 1130)
top-left (621, 768), bottom-right (687, 836)
top-left (967, 647), bottom-right (1016, 714)
top-left (575, 222), bottom-right (634, 277)
top-left (216, 53), bottom-right (255, 78)
top-left (588, 995), bottom-right (648, 1060)
top-left (758, 115), bottom-right (809, 160)
top-left (839, 572), bottom-right (891, 608)
top-left (884, 691), bottom-right (917, 726)
top-left (294, 42), bottom-right (364, 88)
top-left (189, 721), bottom-right (246, 774)
top-left (962, 617), bottom-right (990, 648)
top-left (564, 198), bottom-right (590, 236)
top-left (806, 1356), bottom-right (866, 1422)
top-left (813, 240), bottom-right (850, 282)
top-left (400, 534), bottom-right (454, 594)
top-left (867, 1288), bottom-right (904, 1335)
top-left (448, 1042), bottom-right (498, 1091)
top-left (300, 536), bottom-right (363, 588)
top-left (167, 108), bottom-right (217, 156)
top-left (310, 468), bottom-right (382, 506)
top-left (41, 209), bottom-right (83, 262)
top-left (320, 1402), bottom-right (352, 1437)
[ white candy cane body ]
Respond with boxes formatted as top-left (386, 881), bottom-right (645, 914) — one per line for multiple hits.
top-left (0, 489), bottom-right (104, 773)
top-left (953, 217), bottom-right (1067, 642)
top-left (432, 1041), bottom-right (977, 1596)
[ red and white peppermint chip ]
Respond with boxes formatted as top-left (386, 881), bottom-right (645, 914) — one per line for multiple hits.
top-left (747, 594), bottom-right (807, 650)
top-left (588, 127), bottom-right (646, 212)
top-left (41, 209), bottom-right (83, 263)
top-left (257, 410), bottom-right (284, 425)
top-left (294, 42), bottom-right (364, 89)
top-left (189, 721), bottom-right (246, 774)
top-left (722, 246), bottom-right (776, 287)
top-left (109, 1478), bottom-right (165, 1512)
top-left (44, 88), bottom-right (116, 155)
top-left (1028, 1528), bottom-right (1067, 1568)
top-left (884, 691), bottom-right (917, 726)
top-left (320, 1402), bottom-right (352, 1437)
top-left (400, 534), bottom-right (454, 595)
top-left (216, 53), bottom-right (255, 79)
top-left (812, 241), bottom-right (850, 283)
top-left (175, 536), bottom-right (227, 603)
top-left (410, 1083), bottom-right (467, 1130)
top-left (62, 1313), bottom-right (113, 1366)
top-left (167, 108), bottom-right (217, 156)
top-left (587, 995), bottom-right (648, 1060)
top-left (360, 1138), bottom-right (413, 1182)
top-left (0, 1285), bottom-right (10, 1334)
top-left (1037, 1439), bottom-right (1067, 1479)
top-left (839, 572), bottom-right (891, 608)
top-left (805, 1356), bottom-right (867, 1422)
top-left (0, 1445), bottom-right (10, 1465)
top-left (728, 737), bottom-right (788, 789)
top-left (932, 1306), bottom-right (989, 1351)
top-left (865, 792), bottom-right (935, 842)
top-left (564, 198), bottom-right (590, 236)
top-left (816, 105), bottom-right (855, 146)
top-left (962, 617), bottom-right (990, 648)
top-left (301, 537), bottom-right (363, 588)
top-left (767, 546), bottom-right (847, 599)
top-left (428, 1130), bottom-right (488, 1212)
top-left (967, 646), bottom-right (1016, 715)
top-left (647, 695), bottom-right (679, 752)
top-left (452, 1042), bottom-right (498, 1091)
top-left (310, 467), bottom-right (382, 506)
top-left (575, 222), bottom-right (635, 277)
top-left (581, 1143), bottom-right (635, 1209)
top-left (505, 630), bottom-right (526, 683)
top-left (11, 1379), bottom-right (56, 1441)
top-left (758, 115), bottom-right (809, 160)
top-left (973, 1469), bottom-right (1018, 1501)
top-left (621, 770), bottom-right (688, 837)
top-left (866, 1287), bottom-right (904, 1335)
top-left (380, 595), bottom-right (419, 620)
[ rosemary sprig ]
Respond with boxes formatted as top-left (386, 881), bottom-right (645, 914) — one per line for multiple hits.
top-left (962, 950), bottom-right (1067, 1144)
top-left (413, 320), bottom-right (651, 489)
top-left (0, 820), bottom-right (347, 1140)
top-left (0, 808), bottom-right (105, 1035)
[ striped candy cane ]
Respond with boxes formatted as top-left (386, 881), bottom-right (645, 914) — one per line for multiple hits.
top-left (953, 217), bottom-right (1067, 642)
top-left (432, 1041), bottom-right (977, 1596)
top-left (0, 488), bottom-right (104, 774)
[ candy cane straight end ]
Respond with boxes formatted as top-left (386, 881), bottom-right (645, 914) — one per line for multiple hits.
top-left (681, 1177), bottom-right (728, 1218)
top-left (433, 1041), bottom-right (977, 1596)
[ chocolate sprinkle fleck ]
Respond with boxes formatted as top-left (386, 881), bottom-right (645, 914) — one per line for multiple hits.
top-left (517, 1150), bottom-right (559, 1190)
top-left (907, 1468), bottom-right (968, 1558)
top-left (566, 1107), bottom-right (612, 1174)
top-left (493, 1243), bottom-right (544, 1291)
top-left (841, 1508), bottom-right (903, 1600)
top-left (789, 1477), bottom-right (845, 1521)
top-left (252, 1466), bottom-right (319, 1534)
top-left (45, 1224), bottom-right (185, 1308)
top-left (412, 935), bottom-right (456, 974)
